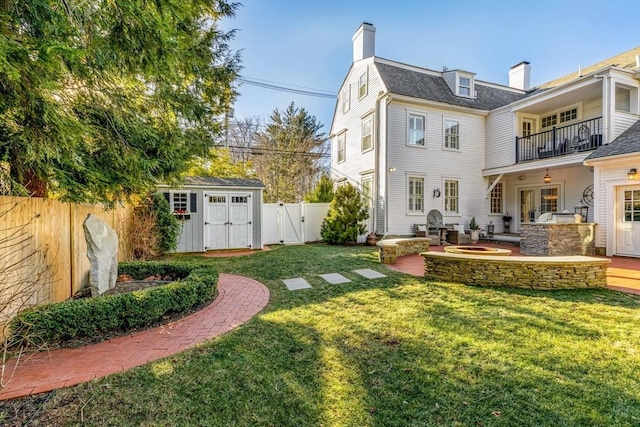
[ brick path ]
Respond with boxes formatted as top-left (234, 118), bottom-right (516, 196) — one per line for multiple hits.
top-left (0, 273), bottom-right (270, 401)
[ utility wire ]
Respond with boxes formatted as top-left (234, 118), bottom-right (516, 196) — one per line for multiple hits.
top-left (237, 77), bottom-right (337, 99)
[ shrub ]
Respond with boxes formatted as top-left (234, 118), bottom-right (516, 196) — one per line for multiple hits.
top-left (152, 193), bottom-right (181, 254)
top-left (8, 262), bottom-right (217, 348)
top-left (320, 183), bottom-right (369, 244)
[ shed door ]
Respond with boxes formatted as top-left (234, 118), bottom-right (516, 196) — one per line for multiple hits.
top-left (205, 194), bottom-right (228, 250)
top-left (205, 192), bottom-right (253, 250)
top-left (616, 186), bottom-right (640, 256)
top-left (229, 194), bottom-right (252, 249)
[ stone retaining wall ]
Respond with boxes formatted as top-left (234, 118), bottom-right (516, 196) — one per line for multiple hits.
top-left (421, 252), bottom-right (609, 290)
top-left (377, 238), bottom-right (431, 264)
top-left (520, 223), bottom-right (597, 256)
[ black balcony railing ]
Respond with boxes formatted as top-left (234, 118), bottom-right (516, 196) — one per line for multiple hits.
top-left (516, 117), bottom-right (603, 163)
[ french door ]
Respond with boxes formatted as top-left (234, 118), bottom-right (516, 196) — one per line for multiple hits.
top-left (519, 185), bottom-right (559, 226)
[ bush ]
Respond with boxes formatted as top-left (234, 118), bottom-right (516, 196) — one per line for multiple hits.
top-left (152, 193), bottom-right (181, 254)
top-left (8, 262), bottom-right (217, 348)
top-left (320, 183), bottom-right (369, 244)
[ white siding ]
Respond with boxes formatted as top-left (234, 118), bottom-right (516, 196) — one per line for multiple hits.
top-left (613, 111), bottom-right (640, 139)
top-left (485, 109), bottom-right (515, 169)
top-left (384, 102), bottom-right (488, 236)
top-left (331, 58), bottom-right (383, 191)
top-left (594, 162), bottom-right (640, 255)
top-left (582, 96), bottom-right (602, 120)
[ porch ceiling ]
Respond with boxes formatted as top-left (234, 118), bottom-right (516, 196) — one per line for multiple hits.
top-left (514, 81), bottom-right (602, 114)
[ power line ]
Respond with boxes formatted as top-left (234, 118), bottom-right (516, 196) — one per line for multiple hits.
top-left (237, 77), bottom-right (337, 99)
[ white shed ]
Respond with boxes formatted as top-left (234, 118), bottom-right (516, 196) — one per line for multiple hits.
top-left (157, 177), bottom-right (265, 253)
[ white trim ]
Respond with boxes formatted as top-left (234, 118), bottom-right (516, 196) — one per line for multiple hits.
top-left (442, 177), bottom-right (460, 214)
top-left (361, 116), bottom-right (374, 152)
top-left (442, 116), bottom-right (461, 151)
top-left (337, 133), bottom-right (346, 164)
top-left (406, 173), bottom-right (426, 215)
top-left (341, 85), bottom-right (351, 114)
top-left (358, 68), bottom-right (369, 100)
top-left (406, 109), bottom-right (427, 148)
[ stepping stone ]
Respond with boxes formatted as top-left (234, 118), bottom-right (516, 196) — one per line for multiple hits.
top-left (319, 273), bottom-right (351, 284)
top-left (353, 269), bottom-right (387, 279)
top-left (283, 278), bottom-right (312, 291)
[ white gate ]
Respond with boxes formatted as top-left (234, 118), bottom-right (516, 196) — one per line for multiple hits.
top-left (205, 192), bottom-right (253, 250)
top-left (262, 202), bottom-right (330, 245)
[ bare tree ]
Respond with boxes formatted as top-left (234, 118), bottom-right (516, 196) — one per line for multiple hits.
top-left (226, 116), bottom-right (261, 164)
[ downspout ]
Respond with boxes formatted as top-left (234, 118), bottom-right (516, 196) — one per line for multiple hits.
top-left (383, 93), bottom-right (392, 235)
top-left (373, 91), bottom-right (385, 235)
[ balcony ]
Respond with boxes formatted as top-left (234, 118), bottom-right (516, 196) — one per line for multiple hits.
top-left (516, 117), bottom-right (603, 163)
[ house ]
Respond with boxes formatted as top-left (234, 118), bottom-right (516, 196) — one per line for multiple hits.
top-left (329, 22), bottom-right (640, 257)
top-left (157, 177), bottom-right (264, 252)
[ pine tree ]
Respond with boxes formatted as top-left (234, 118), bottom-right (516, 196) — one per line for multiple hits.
top-left (304, 174), bottom-right (334, 203)
top-left (320, 183), bottom-right (369, 245)
top-left (0, 0), bottom-right (240, 204)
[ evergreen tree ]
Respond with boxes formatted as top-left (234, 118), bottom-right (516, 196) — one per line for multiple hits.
top-left (253, 103), bottom-right (327, 203)
top-left (304, 174), bottom-right (334, 203)
top-left (0, 0), bottom-right (240, 204)
top-left (320, 183), bottom-right (368, 245)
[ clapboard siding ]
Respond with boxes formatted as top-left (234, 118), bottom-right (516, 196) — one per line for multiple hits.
top-left (385, 101), bottom-right (488, 235)
top-left (613, 111), bottom-right (640, 139)
top-left (331, 57), bottom-right (383, 191)
top-left (485, 108), bottom-right (515, 169)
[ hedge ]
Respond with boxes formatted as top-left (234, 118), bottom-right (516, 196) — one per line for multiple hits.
top-left (9, 262), bottom-right (218, 348)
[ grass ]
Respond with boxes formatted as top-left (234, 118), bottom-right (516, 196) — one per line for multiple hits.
top-left (5, 244), bottom-right (640, 426)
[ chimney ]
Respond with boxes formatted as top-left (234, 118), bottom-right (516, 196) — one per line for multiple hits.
top-left (509, 61), bottom-right (531, 91)
top-left (352, 22), bottom-right (376, 62)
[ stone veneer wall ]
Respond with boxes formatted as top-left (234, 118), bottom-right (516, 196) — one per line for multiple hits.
top-left (421, 253), bottom-right (609, 290)
top-left (378, 238), bottom-right (431, 264)
top-left (520, 223), bottom-right (597, 256)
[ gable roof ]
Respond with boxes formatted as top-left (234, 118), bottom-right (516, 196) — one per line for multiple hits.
top-left (375, 60), bottom-right (527, 111)
top-left (537, 46), bottom-right (640, 90)
top-left (586, 120), bottom-right (640, 160)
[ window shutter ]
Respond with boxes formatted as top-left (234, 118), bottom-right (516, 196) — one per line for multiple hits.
top-left (163, 192), bottom-right (170, 204)
top-left (190, 193), bottom-right (197, 213)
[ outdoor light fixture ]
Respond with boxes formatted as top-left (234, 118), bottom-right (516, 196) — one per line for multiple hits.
top-left (388, 167), bottom-right (396, 173)
top-left (543, 169), bottom-right (551, 184)
top-left (433, 188), bottom-right (441, 198)
top-left (628, 168), bottom-right (638, 180)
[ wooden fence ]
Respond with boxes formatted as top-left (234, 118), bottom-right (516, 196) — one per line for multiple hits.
top-left (0, 196), bottom-right (134, 318)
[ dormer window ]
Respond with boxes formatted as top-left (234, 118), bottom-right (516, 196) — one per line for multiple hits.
top-left (458, 77), bottom-right (471, 97)
top-left (443, 70), bottom-right (475, 98)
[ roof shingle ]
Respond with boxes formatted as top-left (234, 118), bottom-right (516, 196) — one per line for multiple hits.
top-left (586, 120), bottom-right (640, 160)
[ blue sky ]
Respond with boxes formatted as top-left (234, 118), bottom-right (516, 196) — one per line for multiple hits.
top-left (220, 0), bottom-right (640, 135)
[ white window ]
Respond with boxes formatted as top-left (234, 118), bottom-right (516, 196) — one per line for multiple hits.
top-left (361, 177), bottom-right (372, 205)
top-left (408, 177), bottom-right (424, 213)
top-left (337, 134), bottom-right (346, 163)
top-left (358, 70), bottom-right (368, 99)
top-left (444, 119), bottom-right (460, 150)
top-left (541, 114), bottom-right (557, 128)
top-left (171, 192), bottom-right (189, 213)
top-left (559, 108), bottom-right (577, 123)
top-left (444, 180), bottom-right (458, 213)
top-left (408, 113), bottom-right (426, 146)
top-left (361, 117), bottom-right (373, 151)
top-left (341, 86), bottom-right (350, 113)
top-left (490, 183), bottom-right (503, 214)
top-left (459, 76), bottom-right (471, 97)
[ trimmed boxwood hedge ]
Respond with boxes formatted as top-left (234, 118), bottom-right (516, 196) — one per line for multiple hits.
top-left (9, 261), bottom-right (218, 348)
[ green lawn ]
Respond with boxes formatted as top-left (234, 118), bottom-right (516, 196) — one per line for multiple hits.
top-left (13, 245), bottom-right (640, 426)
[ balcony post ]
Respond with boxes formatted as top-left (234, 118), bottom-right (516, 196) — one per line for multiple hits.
top-left (515, 136), bottom-right (519, 163)
top-left (552, 126), bottom-right (556, 157)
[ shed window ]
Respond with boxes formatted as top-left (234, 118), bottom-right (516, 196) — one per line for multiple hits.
top-left (172, 192), bottom-right (189, 213)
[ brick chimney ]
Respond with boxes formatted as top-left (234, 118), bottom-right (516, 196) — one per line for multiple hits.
top-left (509, 61), bottom-right (531, 91)
top-left (352, 22), bottom-right (376, 62)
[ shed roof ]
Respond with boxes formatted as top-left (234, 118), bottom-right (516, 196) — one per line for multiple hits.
top-left (183, 176), bottom-right (265, 188)
top-left (158, 176), bottom-right (265, 189)
top-left (374, 60), bottom-right (527, 111)
top-left (585, 120), bottom-right (640, 160)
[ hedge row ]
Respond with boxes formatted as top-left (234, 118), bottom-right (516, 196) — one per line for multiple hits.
top-left (9, 262), bottom-right (218, 348)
